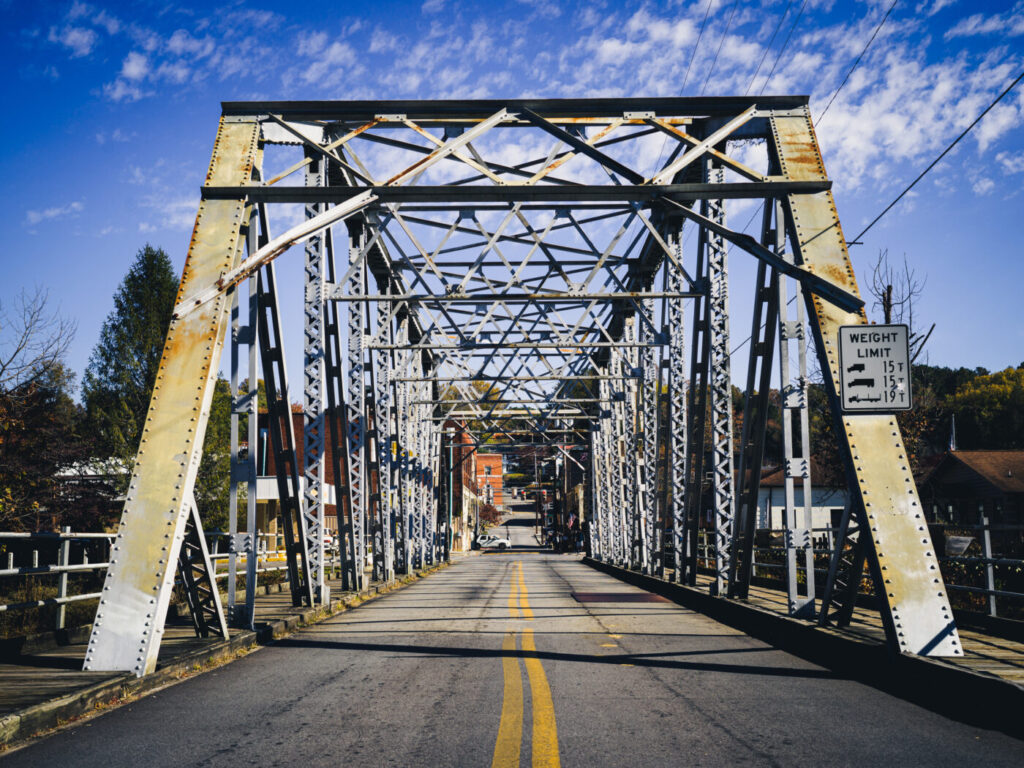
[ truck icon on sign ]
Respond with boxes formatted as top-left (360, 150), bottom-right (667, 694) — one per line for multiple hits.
top-left (847, 378), bottom-right (876, 388)
top-left (846, 363), bottom-right (866, 374)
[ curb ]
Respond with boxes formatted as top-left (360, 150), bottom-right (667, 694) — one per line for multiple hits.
top-left (0, 561), bottom-right (450, 750)
top-left (583, 557), bottom-right (1023, 737)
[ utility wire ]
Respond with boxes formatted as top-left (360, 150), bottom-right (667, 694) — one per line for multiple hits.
top-left (701, 0), bottom-right (742, 96)
top-left (652, 0), bottom-right (714, 175)
top-left (759, 0), bottom-right (808, 95)
top-left (816, 0), bottom-right (898, 125)
top-left (745, 0), bottom-right (793, 95)
top-left (682, 0), bottom-right (714, 97)
top-left (850, 67), bottom-right (1024, 245)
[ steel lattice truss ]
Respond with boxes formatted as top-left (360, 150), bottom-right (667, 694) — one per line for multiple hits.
top-left (83, 98), bottom-right (964, 676)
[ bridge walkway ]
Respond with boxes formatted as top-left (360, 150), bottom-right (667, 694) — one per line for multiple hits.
top-left (700, 573), bottom-right (1024, 686)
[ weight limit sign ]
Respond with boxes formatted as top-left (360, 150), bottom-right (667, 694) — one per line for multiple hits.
top-left (837, 324), bottom-right (913, 413)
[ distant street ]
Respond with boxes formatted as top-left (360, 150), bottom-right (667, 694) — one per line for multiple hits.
top-left (495, 505), bottom-right (543, 549)
top-left (5, 537), bottom-right (1021, 767)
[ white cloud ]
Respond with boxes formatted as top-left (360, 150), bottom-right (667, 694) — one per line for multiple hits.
top-left (138, 222), bottom-right (157, 233)
top-left (996, 150), bottom-right (1024, 174)
top-left (301, 41), bottom-right (356, 85)
top-left (48, 25), bottom-right (98, 57)
top-left (103, 79), bottom-right (146, 102)
top-left (95, 128), bottom-right (133, 144)
top-left (25, 201), bottom-right (84, 227)
top-left (94, 10), bottom-right (120, 35)
top-left (369, 27), bottom-right (401, 54)
top-left (167, 29), bottom-right (215, 58)
top-left (120, 51), bottom-right (149, 80)
top-left (972, 176), bottom-right (995, 195)
top-left (422, 0), bottom-right (445, 12)
top-left (297, 30), bottom-right (327, 56)
top-left (155, 61), bottom-right (192, 84)
top-left (946, 8), bottom-right (1024, 38)
top-left (67, 1), bottom-right (91, 21)
top-left (515, 0), bottom-right (561, 20)
top-left (916, 0), bottom-right (957, 16)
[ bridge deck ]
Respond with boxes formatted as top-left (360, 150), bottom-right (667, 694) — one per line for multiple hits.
top-left (3, 542), bottom-right (1021, 765)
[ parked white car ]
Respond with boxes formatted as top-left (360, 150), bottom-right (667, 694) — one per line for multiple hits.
top-left (476, 534), bottom-right (511, 550)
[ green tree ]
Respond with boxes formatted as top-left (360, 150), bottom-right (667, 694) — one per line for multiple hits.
top-left (950, 366), bottom-right (1024, 449)
top-left (82, 245), bottom-right (178, 478)
top-left (195, 377), bottom-right (232, 531)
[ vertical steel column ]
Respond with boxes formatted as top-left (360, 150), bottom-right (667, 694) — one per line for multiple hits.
top-left (598, 375), bottom-right (616, 563)
top-left (374, 283), bottom-right (396, 582)
top-left (706, 163), bottom-right (735, 596)
top-left (729, 202), bottom-right (781, 598)
top-left (777, 238), bottom-right (816, 617)
top-left (588, 425), bottom-right (603, 559)
top-left (639, 298), bottom-right (659, 576)
top-left (683, 219), bottom-right (712, 585)
top-left (666, 224), bottom-right (689, 583)
top-left (426, 390), bottom-right (441, 565)
top-left (393, 316), bottom-right (410, 574)
top-left (302, 156), bottom-right (328, 602)
top-left (256, 264), bottom-right (313, 607)
top-left (623, 318), bottom-right (644, 571)
top-left (228, 210), bottom-right (259, 626)
top-left (346, 222), bottom-right (367, 591)
top-left (613, 353), bottom-right (631, 568)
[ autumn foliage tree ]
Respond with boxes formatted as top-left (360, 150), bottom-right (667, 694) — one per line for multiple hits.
top-left (0, 291), bottom-right (108, 530)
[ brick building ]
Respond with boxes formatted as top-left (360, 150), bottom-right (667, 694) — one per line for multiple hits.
top-left (476, 453), bottom-right (504, 509)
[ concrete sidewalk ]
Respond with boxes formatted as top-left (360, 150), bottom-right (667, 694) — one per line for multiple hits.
top-left (0, 562), bottom-right (451, 749)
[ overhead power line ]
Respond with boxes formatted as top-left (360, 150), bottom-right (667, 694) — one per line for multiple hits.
top-left (745, 0), bottom-right (793, 95)
top-left (759, 0), bottom-right (809, 95)
top-left (681, 0), bottom-right (714, 96)
top-left (701, 0), bottom-right (742, 96)
top-left (816, 0), bottom-right (898, 125)
top-left (850, 67), bottom-right (1024, 245)
top-left (653, 0), bottom-right (714, 175)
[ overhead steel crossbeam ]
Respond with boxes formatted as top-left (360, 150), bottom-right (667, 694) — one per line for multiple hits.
top-left (86, 97), bottom-right (960, 678)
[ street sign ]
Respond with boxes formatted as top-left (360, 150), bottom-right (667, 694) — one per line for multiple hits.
top-left (837, 324), bottom-right (913, 412)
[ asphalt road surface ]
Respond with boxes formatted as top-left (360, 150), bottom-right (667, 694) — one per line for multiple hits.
top-left (6, 524), bottom-right (1021, 767)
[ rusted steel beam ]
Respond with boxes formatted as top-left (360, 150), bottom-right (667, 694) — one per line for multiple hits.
top-left (769, 107), bottom-right (962, 657)
top-left (84, 118), bottom-right (260, 676)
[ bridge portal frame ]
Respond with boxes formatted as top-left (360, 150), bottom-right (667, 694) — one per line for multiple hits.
top-left (85, 97), bottom-right (961, 676)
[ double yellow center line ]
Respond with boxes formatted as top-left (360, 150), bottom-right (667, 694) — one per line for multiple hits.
top-left (492, 561), bottom-right (560, 768)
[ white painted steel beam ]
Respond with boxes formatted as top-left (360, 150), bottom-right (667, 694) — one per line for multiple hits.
top-left (84, 119), bottom-right (260, 675)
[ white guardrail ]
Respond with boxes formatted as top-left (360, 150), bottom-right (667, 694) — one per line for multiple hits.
top-left (0, 529), bottom-right (309, 631)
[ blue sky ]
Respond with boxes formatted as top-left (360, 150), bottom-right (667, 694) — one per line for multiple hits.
top-left (2, 0), bottom-right (1023, 396)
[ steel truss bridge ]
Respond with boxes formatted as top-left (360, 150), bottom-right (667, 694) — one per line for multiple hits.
top-left (84, 97), bottom-right (962, 676)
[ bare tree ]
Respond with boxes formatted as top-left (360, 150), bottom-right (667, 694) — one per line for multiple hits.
top-left (870, 249), bottom-right (934, 362)
top-left (0, 287), bottom-right (76, 393)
